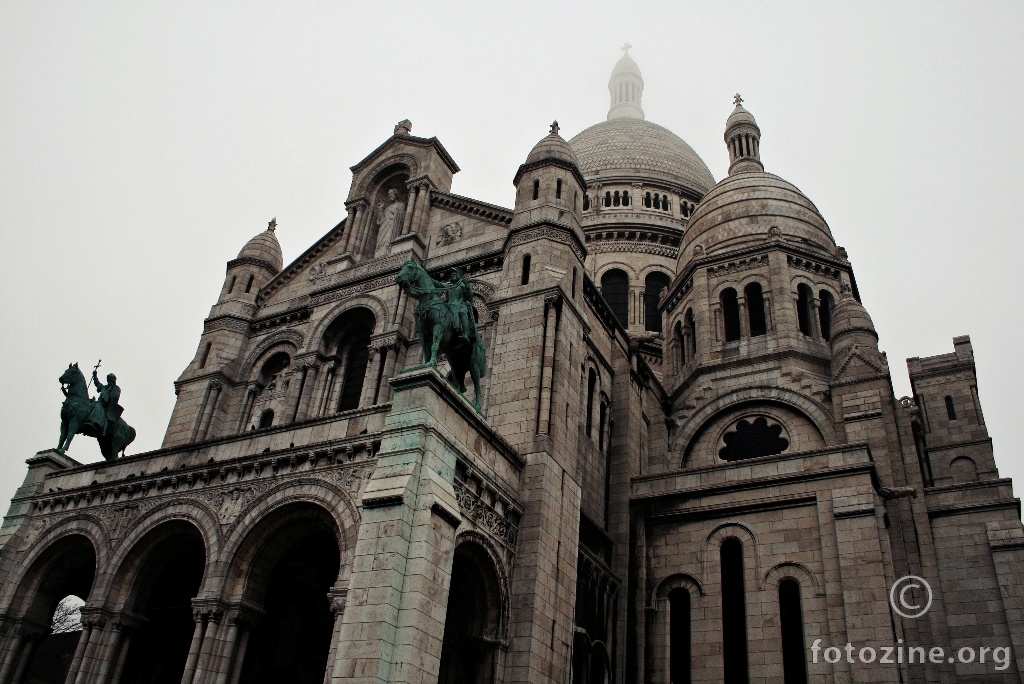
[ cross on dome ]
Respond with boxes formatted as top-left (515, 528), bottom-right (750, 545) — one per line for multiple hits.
top-left (550, 120), bottom-right (560, 136)
top-left (268, 217), bottom-right (277, 232)
top-left (733, 93), bottom-right (744, 107)
top-left (621, 42), bottom-right (632, 55)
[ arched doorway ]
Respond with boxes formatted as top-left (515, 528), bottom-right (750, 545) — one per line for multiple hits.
top-left (234, 503), bottom-right (341, 684)
top-left (5, 533), bottom-right (96, 684)
top-left (438, 541), bottom-right (503, 684)
top-left (117, 520), bottom-right (207, 684)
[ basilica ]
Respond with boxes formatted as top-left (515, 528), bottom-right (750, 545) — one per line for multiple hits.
top-left (1, 49), bottom-right (1021, 684)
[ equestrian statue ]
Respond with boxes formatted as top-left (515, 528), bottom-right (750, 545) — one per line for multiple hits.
top-left (57, 362), bottom-right (137, 460)
top-left (396, 260), bottom-right (487, 411)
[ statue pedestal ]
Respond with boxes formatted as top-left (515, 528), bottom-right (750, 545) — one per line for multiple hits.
top-left (0, 450), bottom-right (80, 552)
top-left (330, 367), bottom-right (505, 684)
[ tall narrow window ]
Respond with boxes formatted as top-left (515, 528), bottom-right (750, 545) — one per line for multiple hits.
top-left (583, 194), bottom-right (591, 210)
top-left (556, 178), bottom-right (562, 199)
top-left (722, 288), bottom-right (741, 342)
top-left (818, 290), bottom-right (834, 341)
top-left (258, 409), bottom-right (274, 429)
top-left (685, 308), bottom-right (697, 359)
top-left (669, 588), bottom-right (691, 684)
top-left (338, 333), bottom-right (370, 412)
top-left (605, 191), bottom-right (612, 207)
top-left (521, 254), bottom-right (531, 285)
top-left (586, 369), bottom-right (596, 437)
top-left (721, 538), bottom-right (749, 684)
top-left (199, 342), bottom-right (212, 369)
top-left (623, 190), bottom-right (630, 206)
top-left (645, 272), bottom-right (671, 332)
top-left (779, 580), bottom-right (808, 684)
top-left (599, 401), bottom-right (607, 451)
top-left (227, 275), bottom-right (236, 294)
top-left (244, 274), bottom-right (255, 294)
top-left (571, 267), bottom-right (577, 298)
top-left (601, 269), bottom-right (630, 328)
top-left (645, 191), bottom-right (652, 208)
top-left (745, 282), bottom-right (767, 337)
top-left (796, 284), bottom-right (813, 336)
top-left (675, 321), bottom-right (686, 366)
top-left (945, 395), bottom-right (957, 420)
top-left (532, 179), bottom-right (540, 200)
top-left (613, 190), bottom-right (621, 206)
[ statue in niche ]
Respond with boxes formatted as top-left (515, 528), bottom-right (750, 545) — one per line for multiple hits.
top-left (373, 188), bottom-right (405, 257)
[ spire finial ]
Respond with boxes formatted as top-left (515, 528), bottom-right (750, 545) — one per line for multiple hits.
top-left (733, 93), bottom-right (744, 107)
top-left (621, 42), bottom-right (632, 56)
top-left (268, 217), bottom-right (277, 232)
top-left (549, 120), bottom-right (560, 136)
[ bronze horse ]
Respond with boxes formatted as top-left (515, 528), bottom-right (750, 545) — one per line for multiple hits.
top-left (58, 363), bottom-right (136, 460)
top-left (396, 260), bottom-right (486, 411)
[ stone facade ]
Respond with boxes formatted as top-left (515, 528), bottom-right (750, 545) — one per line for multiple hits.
top-left (1, 51), bottom-right (1021, 684)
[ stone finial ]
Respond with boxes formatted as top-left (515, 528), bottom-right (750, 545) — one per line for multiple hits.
top-left (621, 42), bottom-right (632, 55)
top-left (549, 120), bottom-right (560, 137)
top-left (734, 93), bottom-right (744, 107)
top-left (267, 217), bottom-right (277, 232)
top-left (394, 119), bottom-right (413, 136)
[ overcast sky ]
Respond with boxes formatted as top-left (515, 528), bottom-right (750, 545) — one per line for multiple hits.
top-left (1, 2), bottom-right (1022, 509)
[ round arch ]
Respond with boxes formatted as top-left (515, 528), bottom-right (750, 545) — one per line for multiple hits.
top-left (238, 331), bottom-right (304, 381)
top-left (303, 298), bottom-right (388, 355)
top-left (352, 156), bottom-right (419, 199)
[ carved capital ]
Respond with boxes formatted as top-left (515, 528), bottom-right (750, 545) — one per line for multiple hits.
top-left (544, 293), bottom-right (562, 313)
top-left (327, 589), bottom-right (348, 616)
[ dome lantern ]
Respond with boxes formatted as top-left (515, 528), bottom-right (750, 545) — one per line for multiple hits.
top-left (725, 94), bottom-right (764, 175)
top-left (608, 43), bottom-right (645, 121)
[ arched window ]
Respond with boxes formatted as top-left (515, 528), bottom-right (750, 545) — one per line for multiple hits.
top-left (245, 274), bottom-right (255, 294)
top-left (645, 191), bottom-right (652, 208)
top-left (950, 456), bottom-right (978, 483)
top-left (337, 332), bottom-right (370, 412)
top-left (721, 538), bottom-right (749, 684)
top-left (613, 190), bottom-right (621, 206)
top-left (653, 193), bottom-right (660, 210)
top-left (721, 288), bottom-right (741, 342)
top-left (586, 369), bottom-right (597, 437)
top-left (818, 290), bottom-right (834, 341)
top-left (521, 254), bottom-right (531, 285)
top-left (583, 194), bottom-right (591, 210)
top-left (258, 409), bottom-right (275, 429)
top-left (604, 191), bottom-right (612, 207)
top-left (556, 178), bottom-right (563, 199)
top-left (745, 283), bottom-right (767, 337)
top-left (675, 321), bottom-right (686, 367)
top-left (572, 267), bottom-right (577, 298)
top-left (532, 179), bottom-right (540, 200)
top-left (796, 284), bottom-right (813, 336)
top-left (662, 196), bottom-right (670, 211)
top-left (601, 269), bottom-right (630, 328)
top-left (945, 395), bottom-right (957, 420)
top-left (199, 342), bottom-right (212, 369)
top-left (779, 580), bottom-right (808, 684)
top-left (645, 272), bottom-right (671, 332)
top-left (599, 401), bottom-right (607, 452)
top-left (623, 190), bottom-right (630, 206)
top-left (669, 587), bottom-right (691, 684)
top-left (227, 275), bottom-right (237, 294)
top-left (685, 308), bottom-right (697, 359)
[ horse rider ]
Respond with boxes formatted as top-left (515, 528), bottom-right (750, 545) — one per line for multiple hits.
top-left (92, 371), bottom-right (123, 436)
top-left (444, 267), bottom-right (476, 344)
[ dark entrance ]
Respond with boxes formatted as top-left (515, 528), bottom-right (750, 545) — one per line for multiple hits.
top-left (438, 543), bottom-right (502, 684)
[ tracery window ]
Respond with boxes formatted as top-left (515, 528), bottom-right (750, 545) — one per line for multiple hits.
top-left (601, 269), bottom-right (630, 328)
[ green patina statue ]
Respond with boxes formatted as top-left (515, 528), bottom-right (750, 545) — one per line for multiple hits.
top-left (396, 260), bottom-right (487, 411)
top-left (57, 362), bottom-right (137, 460)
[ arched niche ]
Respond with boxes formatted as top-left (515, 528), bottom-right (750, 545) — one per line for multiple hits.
top-left (438, 539), bottom-right (506, 684)
top-left (361, 165), bottom-right (411, 259)
top-left (226, 501), bottom-right (342, 684)
top-left (115, 520), bottom-right (207, 684)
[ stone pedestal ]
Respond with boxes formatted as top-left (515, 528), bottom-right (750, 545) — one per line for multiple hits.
top-left (0, 450), bottom-right (79, 553)
top-left (331, 366), bottom-right (483, 684)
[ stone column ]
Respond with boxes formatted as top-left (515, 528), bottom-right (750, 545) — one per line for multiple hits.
top-left (738, 295), bottom-right (750, 339)
top-left (809, 296), bottom-right (822, 339)
top-left (358, 347), bottom-right (384, 409)
top-left (74, 611), bottom-right (108, 684)
top-left (353, 203), bottom-right (374, 259)
top-left (294, 361), bottom-right (321, 422)
top-left (0, 633), bottom-right (23, 684)
top-left (411, 182), bottom-right (431, 238)
top-left (192, 381), bottom-right (222, 443)
top-left (322, 590), bottom-right (347, 684)
top-left (179, 609), bottom-right (208, 684)
top-left (341, 203), bottom-right (363, 255)
top-left (108, 626), bottom-right (137, 684)
top-left (225, 630), bottom-right (250, 684)
top-left (400, 185), bottom-right (418, 236)
top-left (379, 344), bottom-right (399, 403)
top-left (236, 387), bottom-right (258, 433)
top-left (8, 631), bottom-right (37, 684)
top-left (190, 605), bottom-right (224, 684)
top-left (63, 623), bottom-right (93, 684)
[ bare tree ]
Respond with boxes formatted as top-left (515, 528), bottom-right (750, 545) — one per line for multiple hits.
top-left (51, 595), bottom-right (84, 634)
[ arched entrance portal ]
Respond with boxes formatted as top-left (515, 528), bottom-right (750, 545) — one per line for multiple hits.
top-left (5, 533), bottom-right (96, 684)
top-left (438, 541), bottom-right (504, 684)
top-left (118, 521), bottom-right (206, 684)
top-left (235, 503), bottom-right (341, 684)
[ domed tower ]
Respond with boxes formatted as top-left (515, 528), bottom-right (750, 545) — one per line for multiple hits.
top-left (662, 98), bottom-right (862, 465)
top-left (161, 220), bottom-right (284, 447)
top-left (568, 47), bottom-right (715, 374)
